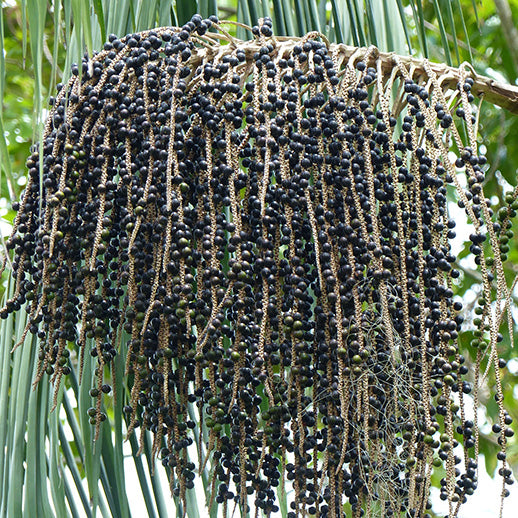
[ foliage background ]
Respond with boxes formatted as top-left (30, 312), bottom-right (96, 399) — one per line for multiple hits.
top-left (1, 1), bottom-right (517, 516)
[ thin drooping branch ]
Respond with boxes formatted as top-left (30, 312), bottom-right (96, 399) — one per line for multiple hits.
top-left (332, 43), bottom-right (518, 114)
top-left (195, 33), bottom-right (518, 114)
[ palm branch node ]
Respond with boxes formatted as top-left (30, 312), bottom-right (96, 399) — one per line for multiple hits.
top-left (2, 14), bottom-right (518, 518)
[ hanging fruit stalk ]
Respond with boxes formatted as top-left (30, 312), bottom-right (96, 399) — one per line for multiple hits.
top-left (2, 15), bottom-right (516, 518)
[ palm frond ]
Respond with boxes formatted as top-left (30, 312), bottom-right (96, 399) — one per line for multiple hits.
top-left (0, 12), bottom-right (13, 202)
top-left (0, 302), bottom-right (174, 517)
